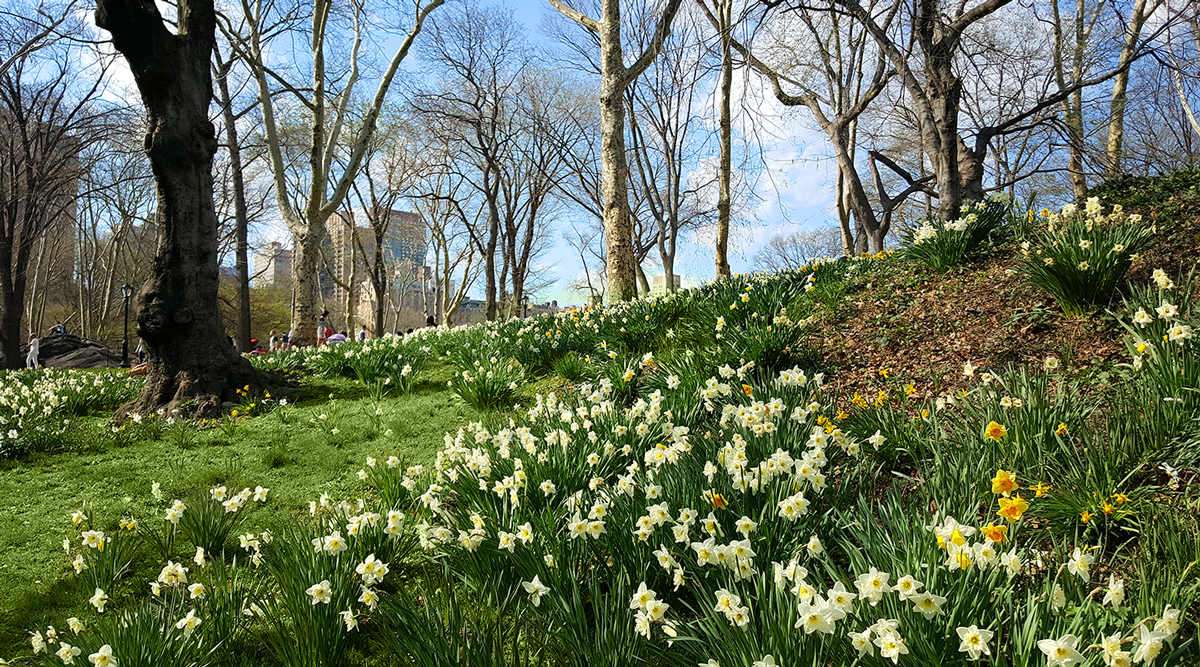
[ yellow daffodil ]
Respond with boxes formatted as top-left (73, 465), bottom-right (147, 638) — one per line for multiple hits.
top-left (1100, 501), bottom-right (1116, 515)
top-left (1055, 423), bottom-right (1069, 436)
top-left (981, 523), bottom-right (1008, 543)
top-left (1111, 492), bottom-right (1129, 503)
top-left (741, 384), bottom-right (753, 396)
top-left (991, 469), bottom-right (1018, 495)
top-left (997, 495), bottom-right (1029, 523)
top-left (1080, 511), bottom-right (1094, 523)
top-left (1031, 481), bottom-right (1051, 498)
top-left (984, 421), bottom-right (1008, 440)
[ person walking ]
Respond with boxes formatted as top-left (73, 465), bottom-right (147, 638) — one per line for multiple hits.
top-left (25, 334), bottom-right (39, 369)
top-left (317, 311), bottom-right (329, 346)
top-left (269, 330), bottom-right (279, 351)
top-left (359, 325), bottom-right (367, 341)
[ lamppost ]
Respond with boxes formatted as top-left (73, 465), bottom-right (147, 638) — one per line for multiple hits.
top-left (520, 294), bottom-right (529, 319)
top-left (120, 283), bottom-right (133, 368)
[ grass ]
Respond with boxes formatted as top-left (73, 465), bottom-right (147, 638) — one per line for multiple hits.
top-left (0, 372), bottom-right (482, 661)
top-left (3, 171), bottom-right (1200, 667)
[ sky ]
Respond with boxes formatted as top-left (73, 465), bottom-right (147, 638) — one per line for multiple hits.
top-left (91, 0), bottom-right (845, 307)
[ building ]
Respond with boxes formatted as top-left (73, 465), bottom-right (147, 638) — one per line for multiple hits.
top-left (651, 273), bottom-right (682, 294)
top-left (252, 241), bottom-right (292, 288)
top-left (327, 209), bottom-right (427, 321)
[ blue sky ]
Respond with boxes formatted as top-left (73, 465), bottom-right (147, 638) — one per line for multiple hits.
top-left (93, 0), bottom-right (841, 306)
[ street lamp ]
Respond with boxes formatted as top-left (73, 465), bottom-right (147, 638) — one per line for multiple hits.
top-left (520, 294), bottom-right (529, 319)
top-left (120, 283), bottom-right (133, 368)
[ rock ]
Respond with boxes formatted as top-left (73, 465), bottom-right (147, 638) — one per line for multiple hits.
top-left (27, 333), bottom-right (123, 369)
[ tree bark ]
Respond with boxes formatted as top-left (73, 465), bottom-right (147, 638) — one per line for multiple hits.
top-left (598, 32), bottom-right (639, 301)
top-left (214, 53), bottom-right (253, 350)
top-left (714, 0), bottom-right (733, 278)
top-left (96, 0), bottom-right (259, 417)
top-left (549, 0), bottom-right (684, 303)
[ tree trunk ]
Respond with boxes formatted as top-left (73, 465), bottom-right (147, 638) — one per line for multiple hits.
top-left (928, 88), bottom-right (964, 220)
top-left (373, 239), bottom-right (385, 337)
top-left (291, 226), bottom-right (322, 345)
top-left (598, 47), bottom-right (638, 301)
top-left (0, 257), bottom-right (27, 369)
top-left (548, 0), bottom-right (682, 302)
top-left (215, 56), bottom-right (253, 350)
top-left (714, 0), bottom-right (733, 279)
top-left (1106, 0), bottom-right (1154, 176)
top-left (95, 0), bottom-right (260, 418)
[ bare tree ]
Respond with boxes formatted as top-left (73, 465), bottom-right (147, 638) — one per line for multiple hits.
top-left (0, 39), bottom-right (108, 367)
top-left (225, 0), bottom-right (442, 345)
top-left (350, 115), bottom-right (423, 336)
top-left (1105, 0), bottom-right (1168, 175)
top-left (752, 226), bottom-right (843, 271)
top-left (414, 141), bottom-right (478, 327)
top-left (703, 0), bottom-right (896, 252)
top-left (74, 120), bottom-right (157, 338)
top-left (0, 0), bottom-right (80, 77)
top-left (547, 0), bottom-right (685, 302)
top-left (626, 9), bottom-right (716, 291)
top-left (413, 3), bottom-right (524, 321)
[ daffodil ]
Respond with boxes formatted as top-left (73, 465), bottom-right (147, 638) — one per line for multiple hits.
top-left (984, 421), bottom-right (1007, 440)
top-left (996, 494), bottom-right (1028, 523)
top-left (174, 610), bottom-right (202, 637)
top-left (522, 575), bottom-right (549, 606)
top-left (956, 625), bottom-right (994, 660)
top-left (991, 469), bottom-right (1018, 495)
top-left (1066, 547), bottom-right (1094, 582)
top-left (306, 580), bottom-right (332, 605)
top-left (1037, 634), bottom-right (1084, 667)
top-left (981, 523), bottom-right (1008, 543)
top-left (87, 645), bottom-right (116, 667)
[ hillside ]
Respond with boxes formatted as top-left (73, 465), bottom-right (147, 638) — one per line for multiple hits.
top-left (1, 170), bottom-right (1198, 667)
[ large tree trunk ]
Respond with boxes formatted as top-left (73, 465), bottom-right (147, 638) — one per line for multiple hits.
top-left (96, 0), bottom-right (260, 418)
top-left (714, 0), bottom-right (733, 279)
top-left (928, 88), bottom-right (964, 220)
top-left (291, 226), bottom-right (322, 345)
top-left (598, 41), bottom-right (638, 302)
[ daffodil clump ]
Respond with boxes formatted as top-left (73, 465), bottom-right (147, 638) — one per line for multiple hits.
top-left (0, 369), bottom-right (140, 456)
top-left (901, 198), bottom-right (1009, 273)
top-left (386, 345), bottom-right (1195, 666)
top-left (1020, 198), bottom-right (1155, 316)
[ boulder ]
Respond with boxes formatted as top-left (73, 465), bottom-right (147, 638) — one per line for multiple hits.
top-left (26, 333), bottom-right (123, 369)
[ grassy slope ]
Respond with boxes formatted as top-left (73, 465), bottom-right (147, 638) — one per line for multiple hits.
top-left (2, 173), bottom-right (1198, 665)
top-left (0, 371), bottom-right (481, 660)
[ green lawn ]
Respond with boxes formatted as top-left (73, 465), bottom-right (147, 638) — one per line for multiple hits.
top-left (0, 372), bottom-right (480, 661)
